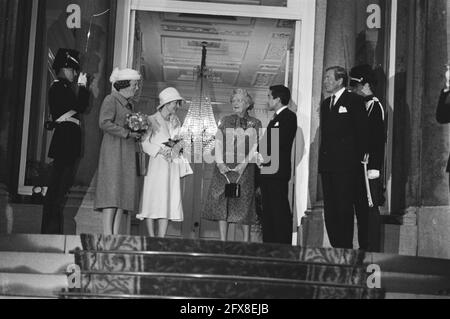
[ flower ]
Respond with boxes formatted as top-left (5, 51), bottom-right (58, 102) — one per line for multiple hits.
top-left (163, 138), bottom-right (183, 149)
top-left (163, 136), bottom-right (188, 159)
top-left (126, 112), bottom-right (150, 133)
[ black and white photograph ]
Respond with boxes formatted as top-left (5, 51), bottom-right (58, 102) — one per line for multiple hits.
top-left (0, 0), bottom-right (450, 304)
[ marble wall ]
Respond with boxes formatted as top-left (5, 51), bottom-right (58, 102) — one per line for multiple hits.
top-left (421, 0), bottom-right (449, 207)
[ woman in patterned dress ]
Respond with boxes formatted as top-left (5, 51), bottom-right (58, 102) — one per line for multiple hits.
top-left (202, 88), bottom-right (262, 242)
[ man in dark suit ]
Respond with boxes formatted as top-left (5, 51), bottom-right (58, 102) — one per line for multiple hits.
top-left (41, 48), bottom-right (90, 234)
top-left (259, 85), bottom-right (297, 244)
top-left (350, 65), bottom-right (386, 252)
top-left (319, 66), bottom-right (368, 249)
top-left (436, 66), bottom-right (450, 186)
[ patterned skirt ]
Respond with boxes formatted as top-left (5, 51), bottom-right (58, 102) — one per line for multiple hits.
top-left (202, 164), bottom-right (257, 225)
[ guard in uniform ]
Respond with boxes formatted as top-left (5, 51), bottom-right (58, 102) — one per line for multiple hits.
top-left (41, 48), bottom-right (90, 234)
top-left (350, 64), bottom-right (386, 252)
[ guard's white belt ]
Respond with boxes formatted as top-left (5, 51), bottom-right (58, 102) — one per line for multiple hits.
top-left (56, 110), bottom-right (80, 126)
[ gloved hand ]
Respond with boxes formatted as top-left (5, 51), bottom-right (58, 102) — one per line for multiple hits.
top-left (443, 65), bottom-right (450, 93)
top-left (368, 170), bottom-right (380, 180)
top-left (158, 147), bottom-right (173, 162)
top-left (78, 72), bottom-right (88, 87)
top-left (233, 162), bottom-right (248, 176)
top-left (255, 152), bottom-right (265, 168)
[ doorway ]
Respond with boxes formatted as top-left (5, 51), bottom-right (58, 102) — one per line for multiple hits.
top-left (116, 0), bottom-right (316, 242)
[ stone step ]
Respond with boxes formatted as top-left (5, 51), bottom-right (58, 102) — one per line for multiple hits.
top-left (79, 272), bottom-right (384, 299)
top-left (380, 271), bottom-right (450, 296)
top-left (364, 253), bottom-right (450, 296)
top-left (0, 252), bottom-right (74, 274)
top-left (59, 292), bottom-right (197, 299)
top-left (386, 293), bottom-right (450, 299)
top-left (65, 292), bottom-right (450, 300)
top-left (0, 296), bottom-right (58, 299)
top-left (366, 252), bottom-right (450, 277)
top-left (0, 234), bottom-right (82, 253)
top-left (80, 234), bottom-right (365, 266)
top-left (0, 273), bottom-right (68, 298)
top-left (75, 251), bottom-right (367, 286)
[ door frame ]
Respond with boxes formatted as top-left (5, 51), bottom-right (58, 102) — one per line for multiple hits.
top-left (17, 0), bottom-right (40, 196)
top-left (114, 0), bottom-right (316, 243)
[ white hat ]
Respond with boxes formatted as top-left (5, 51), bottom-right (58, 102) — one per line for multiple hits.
top-left (157, 87), bottom-right (185, 110)
top-left (110, 67), bottom-right (141, 83)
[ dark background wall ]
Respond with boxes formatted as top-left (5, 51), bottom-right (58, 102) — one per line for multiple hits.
top-left (0, 0), bottom-right (33, 192)
top-left (392, 0), bottom-right (449, 212)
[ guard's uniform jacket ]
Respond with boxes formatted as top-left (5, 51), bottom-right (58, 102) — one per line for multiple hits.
top-left (48, 78), bottom-right (90, 163)
top-left (364, 95), bottom-right (386, 172)
top-left (354, 95), bottom-right (386, 252)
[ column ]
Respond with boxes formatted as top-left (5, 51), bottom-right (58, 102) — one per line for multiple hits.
top-left (418, 0), bottom-right (450, 259)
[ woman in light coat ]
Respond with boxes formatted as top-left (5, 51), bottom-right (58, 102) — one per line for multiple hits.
top-left (137, 87), bottom-right (192, 237)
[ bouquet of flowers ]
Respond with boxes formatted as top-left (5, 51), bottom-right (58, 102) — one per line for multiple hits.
top-left (126, 112), bottom-right (150, 135)
top-left (126, 112), bottom-right (151, 177)
top-left (162, 135), bottom-right (192, 178)
top-left (163, 135), bottom-right (186, 160)
top-left (163, 137), bottom-right (183, 150)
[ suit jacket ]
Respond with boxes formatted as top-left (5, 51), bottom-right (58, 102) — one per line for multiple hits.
top-left (319, 90), bottom-right (369, 173)
top-left (365, 96), bottom-right (386, 171)
top-left (260, 107), bottom-right (297, 181)
top-left (436, 89), bottom-right (450, 172)
top-left (48, 78), bottom-right (89, 162)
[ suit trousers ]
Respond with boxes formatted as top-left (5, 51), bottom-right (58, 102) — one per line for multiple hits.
top-left (260, 178), bottom-right (293, 245)
top-left (41, 159), bottom-right (77, 234)
top-left (354, 168), bottom-right (382, 252)
top-left (321, 172), bottom-right (356, 249)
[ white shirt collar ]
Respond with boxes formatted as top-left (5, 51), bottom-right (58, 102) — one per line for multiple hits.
top-left (276, 105), bottom-right (289, 116)
top-left (332, 87), bottom-right (346, 105)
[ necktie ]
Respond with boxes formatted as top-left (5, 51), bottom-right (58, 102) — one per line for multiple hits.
top-left (329, 95), bottom-right (335, 110)
top-left (271, 112), bottom-right (277, 122)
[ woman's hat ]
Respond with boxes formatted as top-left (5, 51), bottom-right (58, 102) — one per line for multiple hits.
top-left (52, 48), bottom-right (80, 71)
top-left (157, 87), bottom-right (185, 110)
top-left (110, 67), bottom-right (141, 84)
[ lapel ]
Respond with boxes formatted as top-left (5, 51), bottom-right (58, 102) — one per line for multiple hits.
top-left (112, 91), bottom-right (127, 107)
top-left (271, 107), bottom-right (288, 128)
top-left (332, 90), bottom-right (348, 113)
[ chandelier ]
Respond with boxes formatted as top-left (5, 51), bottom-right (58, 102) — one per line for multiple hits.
top-left (181, 42), bottom-right (218, 161)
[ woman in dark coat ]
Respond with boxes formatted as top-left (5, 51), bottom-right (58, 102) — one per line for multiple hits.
top-left (202, 89), bottom-right (262, 242)
top-left (94, 68), bottom-right (144, 235)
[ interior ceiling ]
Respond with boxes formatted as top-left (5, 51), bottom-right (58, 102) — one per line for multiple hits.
top-left (136, 11), bottom-right (295, 108)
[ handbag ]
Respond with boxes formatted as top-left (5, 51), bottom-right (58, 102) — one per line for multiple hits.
top-left (223, 172), bottom-right (243, 199)
top-left (135, 142), bottom-right (150, 177)
top-left (136, 151), bottom-right (150, 177)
